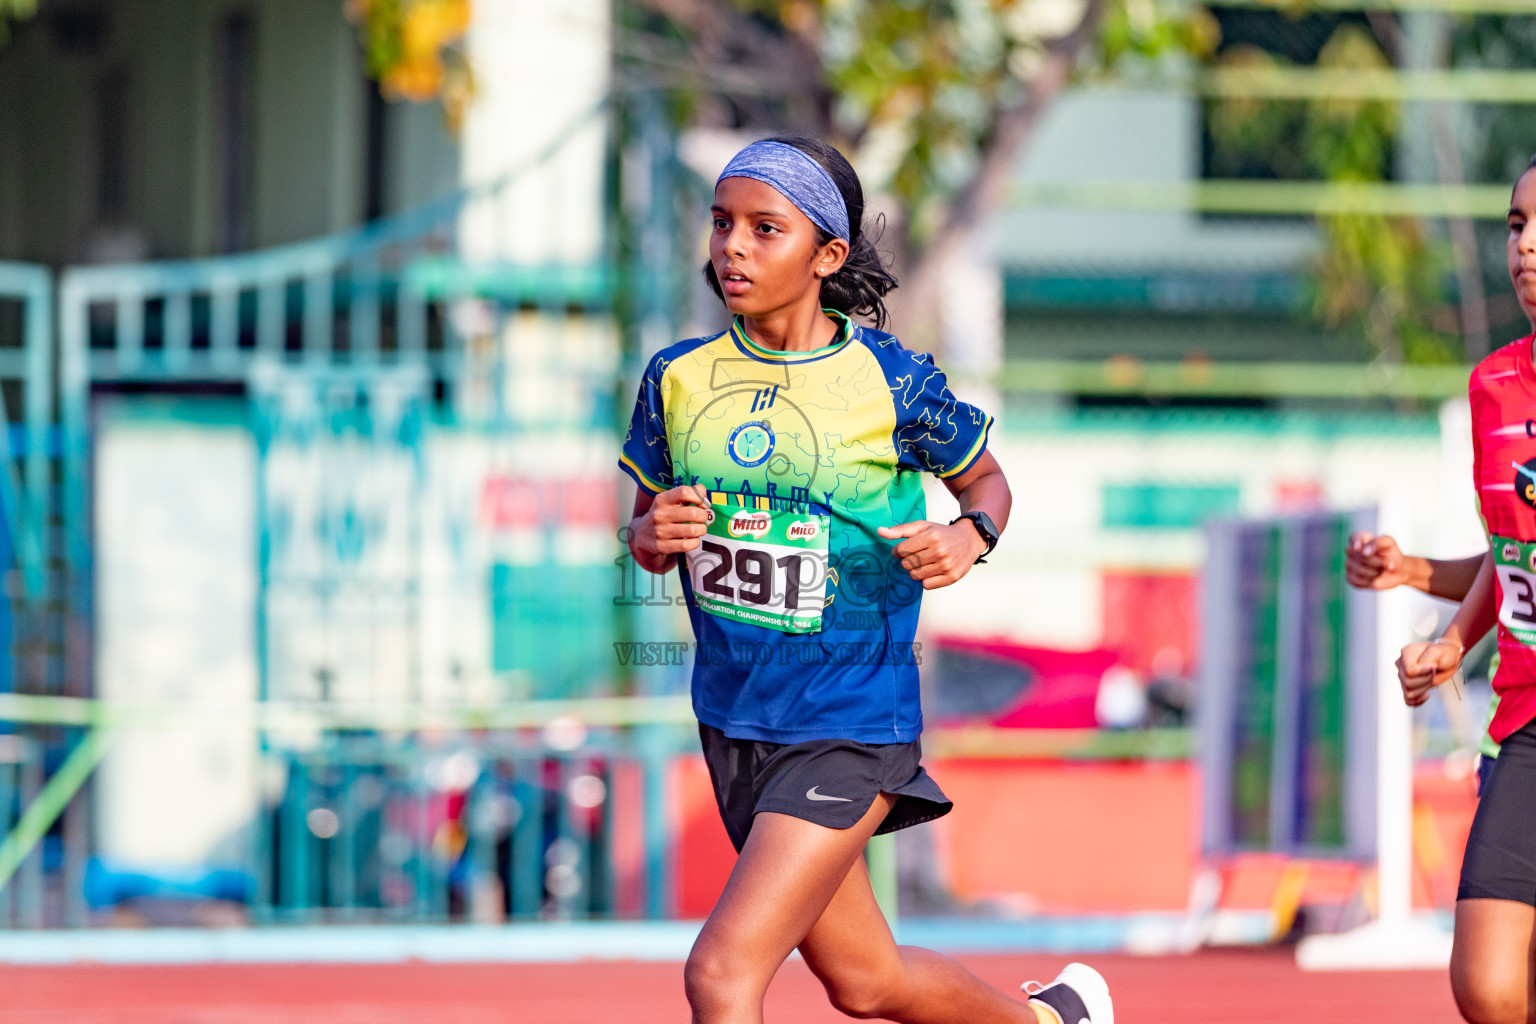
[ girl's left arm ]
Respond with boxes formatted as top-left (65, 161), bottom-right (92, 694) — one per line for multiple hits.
top-left (1397, 550), bottom-right (1497, 706)
top-left (945, 450), bottom-right (1011, 535)
top-left (878, 451), bottom-right (1012, 590)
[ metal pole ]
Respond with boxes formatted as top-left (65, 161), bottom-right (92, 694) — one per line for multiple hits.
top-left (62, 767), bottom-right (89, 926)
top-left (339, 758), bottom-right (358, 917)
top-left (282, 756), bottom-right (310, 919)
top-left (510, 757), bottom-right (541, 920)
top-left (866, 832), bottom-right (898, 928)
top-left (15, 739), bottom-right (39, 926)
top-left (0, 758), bottom-right (13, 926)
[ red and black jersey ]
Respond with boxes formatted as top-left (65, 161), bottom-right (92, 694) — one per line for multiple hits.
top-left (1470, 334), bottom-right (1536, 742)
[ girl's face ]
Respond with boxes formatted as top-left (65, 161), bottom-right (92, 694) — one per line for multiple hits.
top-left (710, 176), bottom-right (846, 319)
top-left (1508, 168), bottom-right (1536, 327)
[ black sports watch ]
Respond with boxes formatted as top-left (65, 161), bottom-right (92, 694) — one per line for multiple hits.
top-left (951, 510), bottom-right (999, 564)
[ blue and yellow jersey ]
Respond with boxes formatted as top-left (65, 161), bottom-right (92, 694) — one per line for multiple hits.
top-left (619, 310), bottom-right (993, 744)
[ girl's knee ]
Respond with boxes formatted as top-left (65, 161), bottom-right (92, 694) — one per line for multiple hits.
top-left (684, 942), bottom-right (767, 1013)
top-left (1452, 973), bottom-right (1528, 1024)
top-left (825, 984), bottom-right (890, 1019)
top-left (683, 946), bottom-right (732, 1002)
top-left (820, 967), bottom-right (903, 1019)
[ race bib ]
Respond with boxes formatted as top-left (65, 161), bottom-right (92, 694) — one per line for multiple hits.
top-left (686, 501), bottom-right (830, 634)
top-left (1494, 535), bottom-right (1536, 645)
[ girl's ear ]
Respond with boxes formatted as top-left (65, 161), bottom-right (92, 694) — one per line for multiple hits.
top-left (813, 238), bottom-right (850, 279)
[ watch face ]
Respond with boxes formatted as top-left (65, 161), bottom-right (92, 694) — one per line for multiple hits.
top-left (961, 512), bottom-right (997, 548)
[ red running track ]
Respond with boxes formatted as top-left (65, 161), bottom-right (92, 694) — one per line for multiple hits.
top-left (0, 950), bottom-right (1460, 1023)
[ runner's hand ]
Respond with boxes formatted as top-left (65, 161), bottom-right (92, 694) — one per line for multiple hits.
top-left (877, 519), bottom-right (988, 590)
top-left (631, 484), bottom-right (710, 569)
top-left (1396, 640), bottom-right (1461, 707)
top-left (1347, 532), bottom-right (1407, 590)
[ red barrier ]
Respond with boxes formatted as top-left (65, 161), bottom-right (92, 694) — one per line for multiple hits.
top-left (670, 752), bottom-right (1480, 919)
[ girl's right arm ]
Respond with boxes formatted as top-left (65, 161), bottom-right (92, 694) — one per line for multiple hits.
top-left (627, 483), bottom-right (711, 575)
top-left (1346, 532), bottom-right (1486, 602)
top-left (1397, 550), bottom-right (1498, 707)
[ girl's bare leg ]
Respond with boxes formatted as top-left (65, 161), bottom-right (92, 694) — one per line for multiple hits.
top-left (685, 796), bottom-right (890, 1024)
top-left (684, 793), bottom-right (1035, 1024)
top-left (1451, 899), bottom-right (1536, 1024)
top-left (797, 854), bottom-right (1035, 1023)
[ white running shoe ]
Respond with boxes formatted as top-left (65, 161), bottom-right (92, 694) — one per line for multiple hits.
top-left (1021, 962), bottom-right (1114, 1024)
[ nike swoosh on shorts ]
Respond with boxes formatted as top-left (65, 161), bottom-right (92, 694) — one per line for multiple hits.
top-left (806, 786), bottom-right (853, 802)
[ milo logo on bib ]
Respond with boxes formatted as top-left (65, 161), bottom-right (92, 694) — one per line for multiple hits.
top-left (686, 500), bottom-right (831, 634)
top-left (786, 520), bottom-right (820, 541)
top-left (1494, 534), bottom-right (1536, 645)
top-left (727, 512), bottom-right (772, 539)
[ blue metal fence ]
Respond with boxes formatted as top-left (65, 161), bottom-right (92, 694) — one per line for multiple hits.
top-left (0, 732), bottom-right (43, 927)
top-left (0, 262), bottom-right (64, 926)
top-left (254, 728), bottom-right (684, 924)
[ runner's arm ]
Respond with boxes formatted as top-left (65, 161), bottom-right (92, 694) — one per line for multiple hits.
top-left (1398, 550), bottom-right (1497, 706)
top-left (1440, 550), bottom-right (1499, 654)
top-left (627, 484), bottom-right (710, 575)
top-left (879, 451), bottom-right (1012, 590)
top-left (1418, 553), bottom-right (1489, 601)
top-left (942, 450), bottom-right (1011, 538)
top-left (1346, 532), bottom-right (1486, 601)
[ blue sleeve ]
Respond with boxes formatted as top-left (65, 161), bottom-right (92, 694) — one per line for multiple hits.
top-left (619, 352), bottom-right (673, 494)
top-left (894, 352), bottom-right (993, 478)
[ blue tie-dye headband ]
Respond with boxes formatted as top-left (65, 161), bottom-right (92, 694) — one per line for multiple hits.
top-left (716, 141), bottom-right (851, 242)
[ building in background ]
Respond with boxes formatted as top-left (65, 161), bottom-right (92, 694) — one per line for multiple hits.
top-left (0, 1), bottom-right (455, 263)
top-left (0, 0), bottom-right (632, 913)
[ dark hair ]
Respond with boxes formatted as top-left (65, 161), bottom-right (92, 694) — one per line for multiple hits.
top-left (704, 135), bottom-right (899, 330)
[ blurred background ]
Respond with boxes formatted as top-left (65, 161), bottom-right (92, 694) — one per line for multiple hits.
top-left (0, 0), bottom-right (1523, 962)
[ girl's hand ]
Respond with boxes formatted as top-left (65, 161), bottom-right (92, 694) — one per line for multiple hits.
top-left (1396, 640), bottom-right (1462, 707)
top-left (877, 519), bottom-right (988, 590)
top-left (630, 484), bottom-right (710, 573)
top-left (1347, 532), bottom-right (1407, 590)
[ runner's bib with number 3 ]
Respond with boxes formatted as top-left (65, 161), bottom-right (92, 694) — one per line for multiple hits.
top-left (686, 501), bottom-right (830, 634)
top-left (1495, 535), bottom-right (1536, 645)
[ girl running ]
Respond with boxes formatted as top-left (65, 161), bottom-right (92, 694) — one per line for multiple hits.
top-left (619, 137), bottom-right (1113, 1024)
top-left (1398, 153), bottom-right (1536, 1024)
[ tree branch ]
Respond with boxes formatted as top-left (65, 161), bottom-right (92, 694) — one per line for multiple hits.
top-left (892, 1), bottom-right (1106, 345)
top-left (625, 0), bottom-right (834, 132)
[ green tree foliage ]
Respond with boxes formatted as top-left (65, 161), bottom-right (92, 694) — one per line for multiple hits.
top-left (623, 0), bottom-right (1216, 340)
top-left (0, 0), bottom-right (36, 48)
top-left (1453, 14), bottom-right (1536, 346)
top-left (1453, 14), bottom-right (1536, 185)
top-left (810, 0), bottom-right (1215, 243)
top-left (346, 0), bottom-right (473, 130)
top-left (1208, 22), bottom-right (1459, 364)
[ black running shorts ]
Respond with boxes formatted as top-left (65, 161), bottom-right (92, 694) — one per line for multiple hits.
top-left (1460, 717), bottom-right (1536, 904)
top-left (698, 722), bottom-right (953, 852)
top-left (1477, 751), bottom-right (1497, 798)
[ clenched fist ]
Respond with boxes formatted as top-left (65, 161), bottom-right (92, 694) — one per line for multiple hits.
top-left (1396, 640), bottom-right (1462, 707)
top-left (629, 484), bottom-right (710, 574)
top-left (1346, 532), bottom-right (1409, 590)
top-left (877, 519), bottom-right (989, 591)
